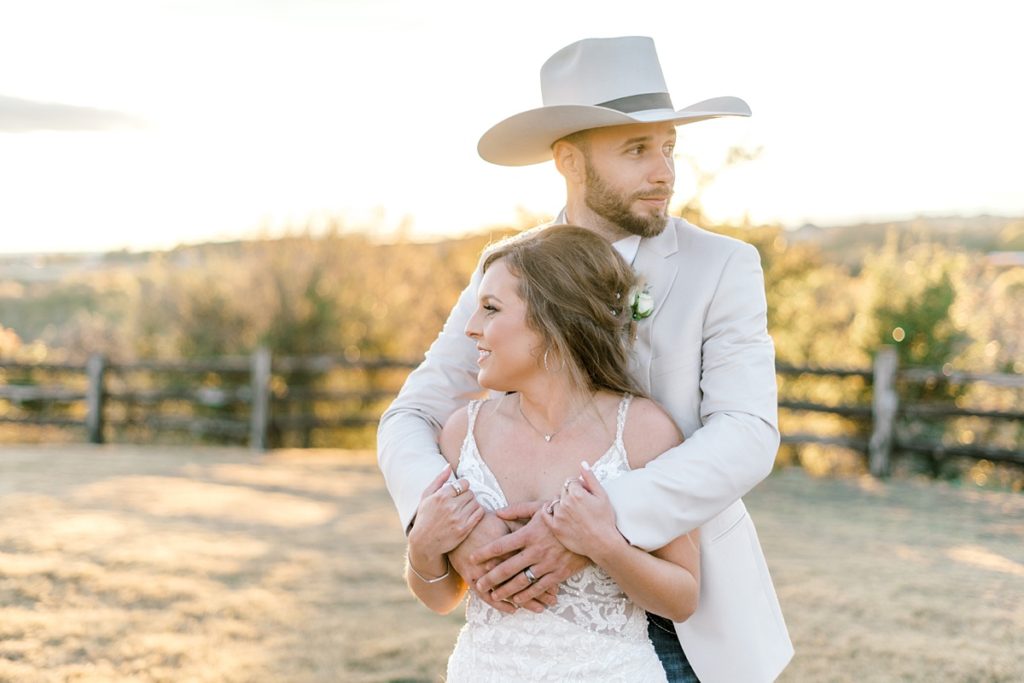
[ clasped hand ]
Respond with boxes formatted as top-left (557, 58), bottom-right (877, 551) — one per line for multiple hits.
top-left (450, 465), bottom-right (617, 614)
top-left (408, 464), bottom-right (485, 567)
top-left (414, 463), bottom-right (616, 614)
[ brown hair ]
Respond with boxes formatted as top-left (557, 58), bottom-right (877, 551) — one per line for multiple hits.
top-left (482, 225), bottom-right (646, 398)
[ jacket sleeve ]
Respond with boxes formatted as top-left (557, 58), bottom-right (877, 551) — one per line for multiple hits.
top-left (603, 242), bottom-right (780, 551)
top-left (376, 263), bottom-right (485, 531)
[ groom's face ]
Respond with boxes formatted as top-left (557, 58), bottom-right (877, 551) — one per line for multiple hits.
top-left (578, 122), bottom-right (677, 238)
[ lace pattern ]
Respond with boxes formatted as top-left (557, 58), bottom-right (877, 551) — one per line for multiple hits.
top-left (447, 395), bottom-right (667, 682)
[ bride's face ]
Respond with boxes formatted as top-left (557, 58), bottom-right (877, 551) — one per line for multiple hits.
top-left (464, 259), bottom-right (545, 392)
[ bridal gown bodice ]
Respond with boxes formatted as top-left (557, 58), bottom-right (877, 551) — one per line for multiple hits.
top-left (445, 395), bottom-right (667, 683)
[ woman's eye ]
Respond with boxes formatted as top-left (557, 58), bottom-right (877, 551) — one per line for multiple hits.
top-left (483, 304), bottom-right (498, 314)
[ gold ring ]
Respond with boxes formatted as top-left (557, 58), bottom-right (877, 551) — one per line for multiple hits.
top-left (450, 480), bottom-right (464, 496)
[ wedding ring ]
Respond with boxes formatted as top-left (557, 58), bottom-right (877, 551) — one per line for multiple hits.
top-left (563, 477), bottom-right (575, 492)
top-left (449, 480), bottom-right (464, 496)
top-left (544, 498), bottom-right (560, 515)
top-left (524, 566), bottom-right (538, 584)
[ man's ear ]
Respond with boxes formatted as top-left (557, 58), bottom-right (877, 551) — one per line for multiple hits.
top-left (553, 139), bottom-right (585, 184)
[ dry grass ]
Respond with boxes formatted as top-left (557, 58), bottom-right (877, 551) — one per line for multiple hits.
top-left (0, 445), bottom-right (1021, 682)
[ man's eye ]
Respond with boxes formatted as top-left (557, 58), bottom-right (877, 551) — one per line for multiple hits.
top-left (627, 146), bottom-right (644, 155)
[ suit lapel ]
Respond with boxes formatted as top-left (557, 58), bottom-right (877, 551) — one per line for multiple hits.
top-left (630, 225), bottom-right (680, 393)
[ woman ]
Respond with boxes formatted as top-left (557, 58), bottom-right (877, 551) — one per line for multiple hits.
top-left (405, 226), bottom-right (700, 682)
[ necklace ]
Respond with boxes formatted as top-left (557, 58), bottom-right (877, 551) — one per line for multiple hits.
top-left (518, 396), bottom-right (591, 443)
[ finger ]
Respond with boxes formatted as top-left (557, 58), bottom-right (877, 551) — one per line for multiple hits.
top-left (517, 597), bottom-right (549, 613)
top-left (424, 464), bottom-right (453, 497)
top-left (488, 570), bottom-right (535, 603)
top-left (495, 500), bottom-right (544, 522)
top-left (475, 550), bottom-right (534, 593)
top-left (450, 477), bottom-right (472, 497)
top-left (474, 587), bottom-right (516, 614)
top-left (540, 505), bottom-right (562, 535)
top-left (453, 490), bottom-right (480, 515)
top-left (578, 460), bottom-right (603, 495)
top-left (461, 505), bottom-right (486, 534)
top-left (508, 571), bottom-right (561, 607)
top-left (536, 588), bottom-right (558, 607)
top-left (470, 525), bottom-right (529, 565)
top-left (542, 496), bottom-right (558, 515)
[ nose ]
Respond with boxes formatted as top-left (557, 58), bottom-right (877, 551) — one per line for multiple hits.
top-left (465, 309), bottom-right (481, 339)
top-left (649, 150), bottom-right (675, 185)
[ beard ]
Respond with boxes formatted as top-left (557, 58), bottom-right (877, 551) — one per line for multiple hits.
top-left (583, 162), bottom-right (671, 238)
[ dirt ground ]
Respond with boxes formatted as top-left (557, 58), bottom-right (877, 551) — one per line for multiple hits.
top-left (0, 445), bottom-right (1021, 682)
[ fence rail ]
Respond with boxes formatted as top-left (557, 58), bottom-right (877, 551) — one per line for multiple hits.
top-left (2, 349), bottom-right (1022, 473)
top-left (777, 348), bottom-right (1024, 472)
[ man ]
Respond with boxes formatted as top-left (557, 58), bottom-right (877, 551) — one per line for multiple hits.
top-left (378, 36), bottom-right (793, 682)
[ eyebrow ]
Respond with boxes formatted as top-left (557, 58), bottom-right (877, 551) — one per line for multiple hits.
top-left (480, 293), bottom-right (503, 304)
top-left (619, 136), bottom-right (652, 148)
top-left (618, 132), bottom-right (676, 149)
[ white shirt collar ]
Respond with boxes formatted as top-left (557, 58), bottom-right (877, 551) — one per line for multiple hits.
top-left (612, 235), bottom-right (642, 265)
top-left (554, 208), bottom-right (642, 265)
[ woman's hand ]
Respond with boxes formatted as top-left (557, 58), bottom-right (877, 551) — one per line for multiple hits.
top-left (543, 461), bottom-right (627, 560)
top-left (408, 464), bottom-right (485, 563)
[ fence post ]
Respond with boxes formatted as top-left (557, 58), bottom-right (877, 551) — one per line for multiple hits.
top-left (85, 353), bottom-right (106, 444)
top-left (250, 347), bottom-right (272, 451)
top-left (868, 346), bottom-right (899, 477)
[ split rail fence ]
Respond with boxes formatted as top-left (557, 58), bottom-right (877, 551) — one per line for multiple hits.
top-left (1, 348), bottom-right (1022, 475)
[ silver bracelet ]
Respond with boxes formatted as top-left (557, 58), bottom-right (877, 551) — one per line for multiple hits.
top-left (408, 556), bottom-right (450, 584)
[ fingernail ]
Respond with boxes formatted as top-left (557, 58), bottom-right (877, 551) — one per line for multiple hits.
top-left (581, 460), bottom-right (591, 471)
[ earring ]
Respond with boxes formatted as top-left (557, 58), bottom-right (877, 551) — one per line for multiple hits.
top-left (543, 348), bottom-right (565, 373)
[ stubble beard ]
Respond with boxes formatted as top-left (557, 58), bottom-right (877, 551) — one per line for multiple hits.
top-left (583, 162), bottom-right (671, 238)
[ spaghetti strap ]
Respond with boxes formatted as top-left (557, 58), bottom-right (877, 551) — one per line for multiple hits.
top-left (464, 400), bottom-right (483, 450)
top-left (614, 394), bottom-right (633, 447)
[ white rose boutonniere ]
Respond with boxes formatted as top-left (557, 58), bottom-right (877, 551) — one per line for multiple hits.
top-left (630, 284), bottom-right (654, 321)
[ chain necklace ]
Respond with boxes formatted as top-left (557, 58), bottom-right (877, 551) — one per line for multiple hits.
top-left (517, 395), bottom-right (592, 443)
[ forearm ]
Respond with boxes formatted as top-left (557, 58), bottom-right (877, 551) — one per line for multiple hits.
top-left (405, 548), bottom-right (468, 614)
top-left (590, 537), bottom-right (698, 623)
top-left (605, 411), bottom-right (777, 549)
top-left (378, 410), bottom-right (451, 531)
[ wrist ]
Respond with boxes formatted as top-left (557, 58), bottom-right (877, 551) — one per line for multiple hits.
top-left (407, 539), bottom-right (447, 575)
top-left (407, 549), bottom-right (449, 582)
top-left (587, 529), bottom-right (629, 566)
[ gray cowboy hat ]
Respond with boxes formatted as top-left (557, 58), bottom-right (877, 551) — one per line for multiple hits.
top-left (478, 36), bottom-right (751, 166)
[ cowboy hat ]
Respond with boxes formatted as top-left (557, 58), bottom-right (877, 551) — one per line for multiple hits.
top-left (478, 36), bottom-right (751, 167)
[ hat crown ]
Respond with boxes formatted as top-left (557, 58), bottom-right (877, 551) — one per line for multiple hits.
top-left (540, 36), bottom-right (671, 108)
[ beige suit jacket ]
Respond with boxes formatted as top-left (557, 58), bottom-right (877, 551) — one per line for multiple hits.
top-left (377, 216), bottom-right (793, 682)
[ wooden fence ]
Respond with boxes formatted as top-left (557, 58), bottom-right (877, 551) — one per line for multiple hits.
top-left (778, 347), bottom-right (1024, 474)
top-left (1, 348), bottom-right (1022, 474)
top-left (0, 351), bottom-right (417, 450)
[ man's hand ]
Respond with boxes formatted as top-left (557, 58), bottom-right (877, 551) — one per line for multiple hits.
top-left (473, 501), bottom-right (589, 609)
top-left (446, 511), bottom-right (517, 614)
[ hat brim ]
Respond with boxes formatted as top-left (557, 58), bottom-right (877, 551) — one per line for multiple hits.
top-left (478, 96), bottom-right (751, 166)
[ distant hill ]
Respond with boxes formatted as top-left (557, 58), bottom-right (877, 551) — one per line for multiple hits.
top-left (784, 214), bottom-right (1024, 267)
top-left (1, 213), bottom-right (1020, 290)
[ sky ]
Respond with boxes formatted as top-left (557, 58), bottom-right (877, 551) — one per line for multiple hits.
top-left (1, 0), bottom-right (1021, 253)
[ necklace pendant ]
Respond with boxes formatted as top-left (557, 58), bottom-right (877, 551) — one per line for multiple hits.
top-left (544, 435), bottom-right (552, 442)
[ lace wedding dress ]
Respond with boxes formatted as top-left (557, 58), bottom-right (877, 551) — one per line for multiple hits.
top-left (446, 395), bottom-right (667, 683)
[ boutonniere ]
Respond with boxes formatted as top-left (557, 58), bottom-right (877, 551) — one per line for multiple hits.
top-left (630, 284), bottom-right (654, 321)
